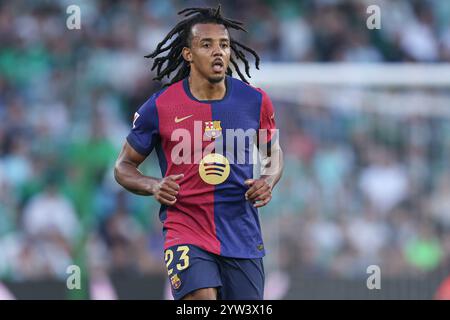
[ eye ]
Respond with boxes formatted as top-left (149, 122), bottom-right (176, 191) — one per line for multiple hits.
top-left (202, 43), bottom-right (210, 48)
top-left (221, 43), bottom-right (229, 49)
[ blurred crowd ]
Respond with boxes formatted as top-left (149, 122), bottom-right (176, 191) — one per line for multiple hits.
top-left (265, 95), bottom-right (450, 280)
top-left (1, 0), bottom-right (450, 294)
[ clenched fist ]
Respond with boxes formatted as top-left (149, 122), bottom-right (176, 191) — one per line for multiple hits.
top-left (152, 174), bottom-right (184, 206)
top-left (244, 178), bottom-right (272, 208)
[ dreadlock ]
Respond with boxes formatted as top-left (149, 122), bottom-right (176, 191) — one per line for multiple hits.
top-left (145, 5), bottom-right (260, 87)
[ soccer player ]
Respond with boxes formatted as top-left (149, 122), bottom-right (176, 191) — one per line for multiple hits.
top-left (114, 5), bottom-right (283, 300)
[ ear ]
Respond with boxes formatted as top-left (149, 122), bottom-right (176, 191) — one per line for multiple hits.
top-left (182, 47), bottom-right (193, 64)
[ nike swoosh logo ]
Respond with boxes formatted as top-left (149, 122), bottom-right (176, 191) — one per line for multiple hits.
top-left (174, 114), bottom-right (194, 123)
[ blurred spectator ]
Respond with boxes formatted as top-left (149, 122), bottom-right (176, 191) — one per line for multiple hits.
top-left (403, 222), bottom-right (443, 272)
top-left (22, 175), bottom-right (80, 244)
top-left (429, 173), bottom-right (450, 229)
top-left (358, 146), bottom-right (409, 214)
top-left (347, 209), bottom-right (390, 259)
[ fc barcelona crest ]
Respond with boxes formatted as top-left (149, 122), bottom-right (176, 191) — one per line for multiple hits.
top-left (170, 274), bottom-right (181, 290)
top-left (204, 120), bottom-right (222, 139)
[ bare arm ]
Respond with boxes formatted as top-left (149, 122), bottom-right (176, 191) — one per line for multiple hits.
top-left (260, 145), bottom-right (284, 189)
top-left (114, 141), bottom-right (183, 205)
top-left (245, 89), bottom-right (283, 207)
top-left (245, 139), bottom-right (284, 208)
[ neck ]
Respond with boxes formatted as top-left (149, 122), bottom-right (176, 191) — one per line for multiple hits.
top-left (188, 70), bottom-right (226, 101)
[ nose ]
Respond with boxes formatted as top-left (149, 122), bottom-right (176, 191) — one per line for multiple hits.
top-left (212, 43), bottom-right (224, 56)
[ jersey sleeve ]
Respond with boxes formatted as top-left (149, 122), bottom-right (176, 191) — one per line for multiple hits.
top-left (126, 95), bottom-right (160, 156)
top-left (257, 88), bottom-right (277, 145)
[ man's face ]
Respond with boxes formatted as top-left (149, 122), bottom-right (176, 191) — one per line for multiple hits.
top-left (183, 23), bottom-right (231, 84)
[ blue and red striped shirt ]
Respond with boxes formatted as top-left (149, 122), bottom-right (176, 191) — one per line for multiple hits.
top-left (127, 76), bottom-right (276, 258)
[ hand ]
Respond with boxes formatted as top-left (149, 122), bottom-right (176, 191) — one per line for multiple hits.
top-left (152, 174), bottom-right (184, 206)
top-left (244, 178), bottom-right (272, 208)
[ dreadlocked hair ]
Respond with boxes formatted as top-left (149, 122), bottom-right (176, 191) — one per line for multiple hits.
top-left (145, 5), bottom-right (260, 87)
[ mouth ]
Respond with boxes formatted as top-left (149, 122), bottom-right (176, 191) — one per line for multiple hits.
top-left (212, 59), bottom-right (224, 73)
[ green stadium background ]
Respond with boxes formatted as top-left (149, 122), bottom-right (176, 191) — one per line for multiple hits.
top-left (1, 0), bottom-right (450, 299)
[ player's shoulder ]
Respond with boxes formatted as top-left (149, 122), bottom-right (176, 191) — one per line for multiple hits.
top-left (140, 81), bottom-right (178, 110)
top-left (149, 79), bottom-right (187, 105)
top-left (146, 85), bottom-right (170, 104)
top-left (229, 76), bottom-right (269, 100)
